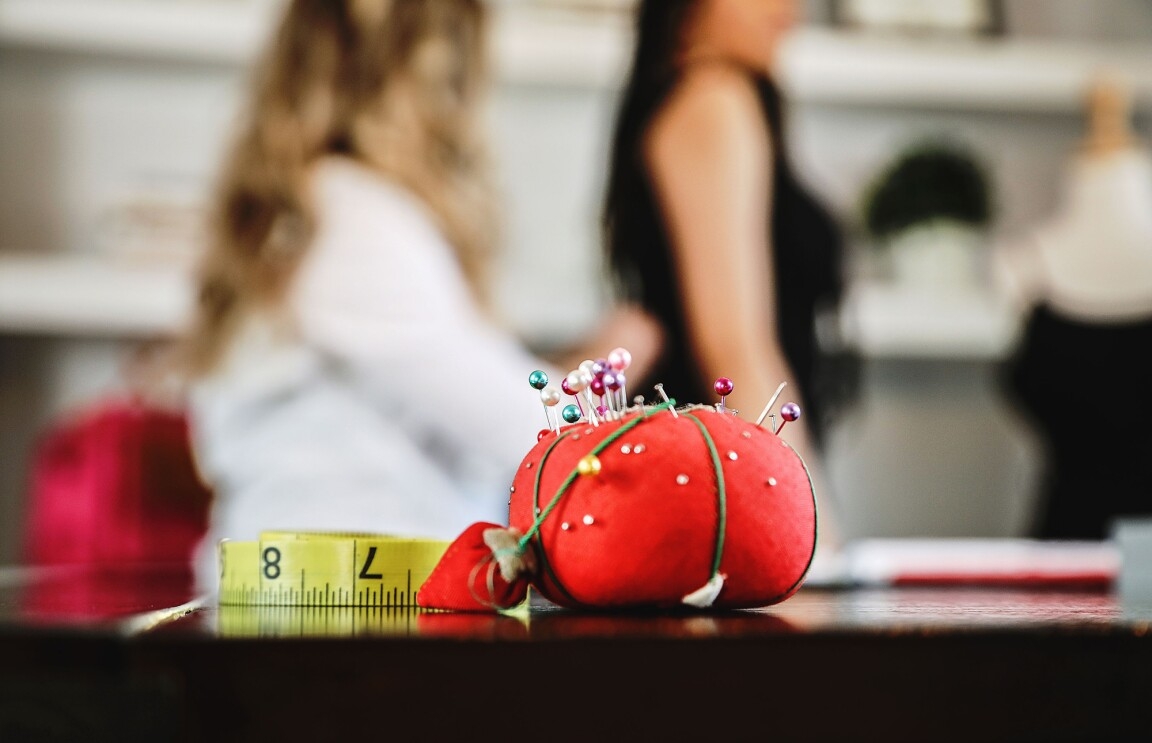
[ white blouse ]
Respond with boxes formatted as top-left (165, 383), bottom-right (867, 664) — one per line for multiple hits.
top-left (189, 157), bottom-right (557, 591)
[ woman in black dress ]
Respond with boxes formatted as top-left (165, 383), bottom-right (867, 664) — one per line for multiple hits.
top-left (602, 0), bottom-right (849, 550)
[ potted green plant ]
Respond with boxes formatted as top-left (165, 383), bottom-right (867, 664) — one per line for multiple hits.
top-left (861, 139), bottom-right (994, 287)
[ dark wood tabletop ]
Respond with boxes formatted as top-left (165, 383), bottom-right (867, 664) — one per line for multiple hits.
top-left (1, 563), bottom-right (1150, 742)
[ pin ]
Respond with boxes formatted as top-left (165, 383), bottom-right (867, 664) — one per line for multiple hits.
top-left (601, 371), bottom-right (619, 414)
top-left (714, 377), bottom-right (734, 413)
top-left (540, 385), bottom-right (561, 431)
top-left (585, 394), bottom-right (601, 425)
top-left (572, 368), bottom-right (600, 426)
top-left (755, 382), bottom-right (788, 427)
top-left (589, 375), bottom-right (608, 420)
top-left (528, 370), bottom-right (549, 391)
top-left (577, 454), bottom-right (602, 476)
top-left (654, 383), bottom-right (678, 418)
top-left (562, 374), bottom-right (586, 418)
top-left (634, 395), bottom-right (647, 418)
top-left (610, 371), bottom-right (628, 413)
top-left (777, 402), bottom-right (801, 435)
top-left (562, 404), bottom-right (582, 424)
top-left (592, 361), bottom-right (609, 416)
top-left (605, 371), bottom-right (625, 415)
top-left (608, 347), bottom-right (632, 372)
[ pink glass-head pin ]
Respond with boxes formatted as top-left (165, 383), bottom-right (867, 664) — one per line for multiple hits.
top-left (608, 347), bottom-right (632, 372)
top-left (714, 377), bottom-right (734, 413)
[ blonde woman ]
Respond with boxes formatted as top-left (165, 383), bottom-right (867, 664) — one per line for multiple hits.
top-left (184, 0), bottom-right (658, 590)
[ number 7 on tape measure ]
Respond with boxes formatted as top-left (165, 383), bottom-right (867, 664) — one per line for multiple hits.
top-left (218, 532), bottom-right (451, 607)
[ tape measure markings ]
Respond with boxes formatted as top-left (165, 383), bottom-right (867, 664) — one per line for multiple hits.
top-left (219, 532), bottom-right (450, 607)
top-left (215, 604), bottom-right (427, 638)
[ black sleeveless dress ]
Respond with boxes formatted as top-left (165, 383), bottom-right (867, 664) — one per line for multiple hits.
top-left (608, 74), bottom-right (847, 447)
top-left (1001, 304), bottom-right (1152, 539)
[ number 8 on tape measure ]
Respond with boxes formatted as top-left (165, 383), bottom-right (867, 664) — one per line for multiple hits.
top-left (218, 532), bottom-right (451, 607)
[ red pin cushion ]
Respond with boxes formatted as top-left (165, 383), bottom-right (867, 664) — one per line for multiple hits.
top-left (508, 405), bottom-right (816, 609)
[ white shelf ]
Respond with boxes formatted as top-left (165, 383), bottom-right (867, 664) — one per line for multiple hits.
top-left (839, 280), bottom-right (1022, 359)
top-left (492, 5), bottom-right (632, 88)
top-left (0, 253), bottom-right (192, 337)
top-left (780, 29), bottom-right (1152, 111)
top-left (3, 0), bottom-right (1152, 107)
top-left (0, 0), bottom-right (279, 65)
top-left (0, 0), bottom-right (634, 86)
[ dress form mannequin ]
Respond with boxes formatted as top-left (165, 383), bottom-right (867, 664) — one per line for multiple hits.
top-left (996, 77), bottom-right (1152, 320)
top-left (996, 76), bottom-right (1152, 540)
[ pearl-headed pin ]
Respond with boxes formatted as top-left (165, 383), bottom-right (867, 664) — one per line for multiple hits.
top-left (540, 385), bottom-right (562, 432)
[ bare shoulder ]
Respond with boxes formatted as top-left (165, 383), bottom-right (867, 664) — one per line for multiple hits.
top-left (646, 64), bottom-right (768, 160)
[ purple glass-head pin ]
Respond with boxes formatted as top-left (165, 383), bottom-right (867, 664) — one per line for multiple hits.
top-left (777, 402), bottom-right (801, 435)
top-left (600, 371), bottom-right (618, 415)
top-left (609, 371), bottom-right (627, 411)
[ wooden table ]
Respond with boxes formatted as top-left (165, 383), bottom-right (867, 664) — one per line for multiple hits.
top-left (1, 564), bottom-right (1150, 742)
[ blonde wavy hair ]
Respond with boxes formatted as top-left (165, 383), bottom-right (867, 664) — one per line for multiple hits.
top-left (184, 0), bottom-right (496, 374)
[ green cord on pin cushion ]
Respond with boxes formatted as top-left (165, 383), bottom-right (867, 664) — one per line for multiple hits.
top-left (417, 353), bottom-right (817, 612)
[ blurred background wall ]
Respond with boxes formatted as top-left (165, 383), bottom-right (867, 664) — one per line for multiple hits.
top-left (1, 0), bottom-right (1150, 563)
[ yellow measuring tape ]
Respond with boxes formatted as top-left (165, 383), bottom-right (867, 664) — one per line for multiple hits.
top-left (217, 531), bottom-right (450, 607)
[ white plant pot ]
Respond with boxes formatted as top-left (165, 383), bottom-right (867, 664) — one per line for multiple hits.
top-left (882, 222), bottom-right (987, 289)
